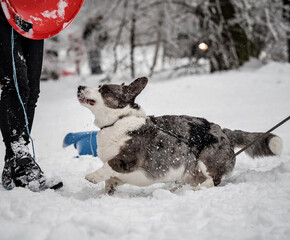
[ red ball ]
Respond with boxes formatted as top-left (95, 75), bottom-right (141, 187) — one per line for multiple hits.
top-left (1, 0), bottom-right (85, 39)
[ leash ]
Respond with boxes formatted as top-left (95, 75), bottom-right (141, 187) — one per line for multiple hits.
top-left (11, 27), bottom-right (36, 159)
top-left (232, 115), bottom-right (290, 159)
top-left (153, 115), bottom-right (290, 159)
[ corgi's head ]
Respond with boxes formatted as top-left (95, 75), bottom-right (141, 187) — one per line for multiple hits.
top-left (77, 77), bottom-right (148, 128)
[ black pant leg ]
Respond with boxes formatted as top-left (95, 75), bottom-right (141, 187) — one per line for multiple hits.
top-left (23, 36), bottom-right (44, 134)
top-left (0, 9), bottom-right (43, 156)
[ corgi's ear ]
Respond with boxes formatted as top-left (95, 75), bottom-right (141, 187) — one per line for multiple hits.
top-left (126, 77), bottom-right (148, 101)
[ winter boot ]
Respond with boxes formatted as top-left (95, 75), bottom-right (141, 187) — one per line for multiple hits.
top-left (2, 137), bottom-right (63, 191)
top-left (2, 153), bottom-right (63, 191)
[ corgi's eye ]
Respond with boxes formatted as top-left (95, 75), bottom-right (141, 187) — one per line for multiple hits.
top-left (99, 85), bottom-right (111, 94)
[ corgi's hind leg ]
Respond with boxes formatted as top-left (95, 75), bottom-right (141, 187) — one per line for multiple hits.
top-left (198, 161), bottom-right (214, 187)
top-left (195, 138), bottom-right (236, 189)
top-left (192, 161), bottom-right (214, 191)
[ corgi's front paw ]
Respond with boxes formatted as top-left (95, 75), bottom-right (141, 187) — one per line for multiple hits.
top-left (85, 172), bottom-right (104, 184)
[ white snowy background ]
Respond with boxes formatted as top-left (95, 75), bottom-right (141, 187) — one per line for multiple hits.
top-left (0, 61), bottom-right (290, 240)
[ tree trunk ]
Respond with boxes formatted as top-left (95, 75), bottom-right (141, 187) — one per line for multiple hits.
top-left (149, 5), bottom-right (164, 77)
top-left (130, 0), bottom-right (138, 79)
top-left (113, 0), bottom-right (128, 74)
top-left (208, 0), bottom-right (259, 72)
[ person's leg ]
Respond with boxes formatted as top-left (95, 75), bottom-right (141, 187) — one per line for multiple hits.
top-left (0, 15), bottom-right (62, 191)
top-left (0, 18), bottom-right (37, 189)
top-left (0, 7), bottom-right (43, 146)
top-left (22, 36), bottom-right (43, 137)
top-left (0, 14), bottom-right (30, 158)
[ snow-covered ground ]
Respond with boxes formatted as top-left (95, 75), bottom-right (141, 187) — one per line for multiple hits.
top-left (1, 61), bottom-right (290, 240)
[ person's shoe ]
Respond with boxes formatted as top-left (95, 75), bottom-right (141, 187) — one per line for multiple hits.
top-left (2, 154), bottom-right (63, 191)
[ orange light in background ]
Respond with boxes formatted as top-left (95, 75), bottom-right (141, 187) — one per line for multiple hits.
top-left (198, 42), bottom-right (208, 51)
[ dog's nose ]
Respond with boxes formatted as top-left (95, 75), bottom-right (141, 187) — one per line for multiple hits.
top-left (78, 85), bottom-right (86, 93)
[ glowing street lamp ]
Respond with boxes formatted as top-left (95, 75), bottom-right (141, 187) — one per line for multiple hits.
top-left (198, 42), bottom-right (208, 51)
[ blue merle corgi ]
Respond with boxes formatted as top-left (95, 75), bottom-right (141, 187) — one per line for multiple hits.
top-left (77, 77), bottom-right (282, 195)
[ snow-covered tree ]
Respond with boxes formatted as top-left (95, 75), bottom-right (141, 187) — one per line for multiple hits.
top-left (42, 0), bottom-right (290, 80)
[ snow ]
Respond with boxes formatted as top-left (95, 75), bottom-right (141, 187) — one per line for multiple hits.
top-left (40, 0), bottom-right (68, 20)
top-left (1, 62), bottom-right (290, 240)
top-left (57, 0), bottom-right (68, 18)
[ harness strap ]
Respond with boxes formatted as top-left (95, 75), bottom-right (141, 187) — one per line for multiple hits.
top-left (101, 113), bottom-right (290, 160)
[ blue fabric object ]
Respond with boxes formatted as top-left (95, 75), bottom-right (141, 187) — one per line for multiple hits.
top-left (63, 131), bottom-right (98, 156)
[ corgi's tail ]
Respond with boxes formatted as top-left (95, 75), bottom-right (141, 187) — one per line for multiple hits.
top-left (223, 128), bottom-right (282, 158)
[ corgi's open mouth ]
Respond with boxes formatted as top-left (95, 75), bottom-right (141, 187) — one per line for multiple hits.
top-left (77, 93), bottom-right (96, 106)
